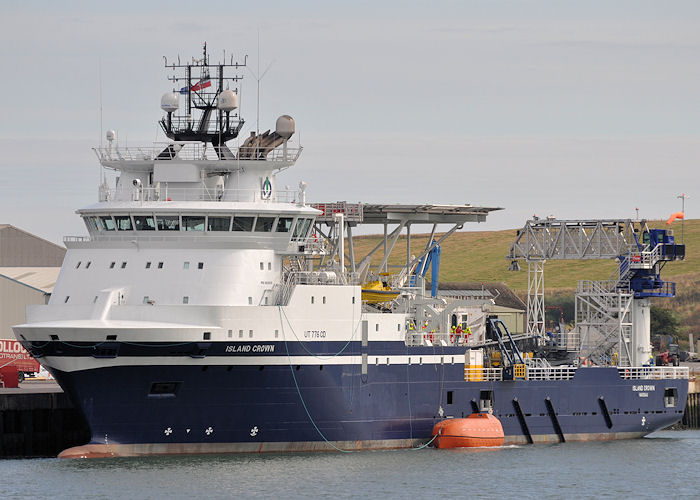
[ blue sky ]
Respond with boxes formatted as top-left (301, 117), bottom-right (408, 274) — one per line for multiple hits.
top-left (1, 1), bottom-right (698, 244)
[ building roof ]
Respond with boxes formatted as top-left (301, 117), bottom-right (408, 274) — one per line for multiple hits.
top-left (436, 281), bottom-right (526, 311)
top-left (0, 267), bottom-right (61, 294)
top-left (0, 225), bottom-right (66, 267)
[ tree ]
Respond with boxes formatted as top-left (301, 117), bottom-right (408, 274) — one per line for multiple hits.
top-left (650, 305), bottom-right (681, 341)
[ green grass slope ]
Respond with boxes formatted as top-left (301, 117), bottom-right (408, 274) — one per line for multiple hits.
top-left (349, 219), bottom-right (700, 331)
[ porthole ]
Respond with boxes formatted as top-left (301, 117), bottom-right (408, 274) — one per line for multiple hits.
top-left (183, 296), bottom-right (189, 304)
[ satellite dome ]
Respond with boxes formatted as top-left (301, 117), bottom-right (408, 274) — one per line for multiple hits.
top-left (275, 115), bottom-right (295, 139)
top-left (160, 92), bottom-right (179, 113)
top-left (106, 130), bottom-right (116, 141)
top-left (217, 89), bottom-right (238, 111)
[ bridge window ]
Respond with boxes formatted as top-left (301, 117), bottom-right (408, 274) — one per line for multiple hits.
top-left (182, 216), bottom-right (205, 231)
top-left (232, 216), bottom-right (254, 231)
top-left (208, 216), bottom-right (231, 231)
top-left (156, 215), bottom-right (180, 231)
top-left (292, 218), bottom-right (307, 240)
top-left (114, 216), bottom-right (133, 231)
top-left (276, 217), bottom-right (293, 233)
top-left (85, 216), bottom-right (100, 231)
top-left (100, 216), bottom-right (116, 231)
top-left (133, 215), bottom-right (156, 230)
top-left (254, 217), bottom-right (276, 232)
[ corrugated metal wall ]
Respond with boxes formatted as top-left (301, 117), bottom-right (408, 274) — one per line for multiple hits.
top-left (0, 226), bottom-right (65, 267)
top-left (0, 276), bottom-right (47, 340)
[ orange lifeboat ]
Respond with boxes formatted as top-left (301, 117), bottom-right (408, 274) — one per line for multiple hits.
top-left (431, 413), bottom-right (504, 448)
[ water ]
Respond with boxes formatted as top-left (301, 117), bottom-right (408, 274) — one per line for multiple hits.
top-left (2, 430), bottom-right (699, 499)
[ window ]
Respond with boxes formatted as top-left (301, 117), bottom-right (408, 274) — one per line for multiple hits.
top-left (239, 329), bottom-right (243, 338)
top-left (232, 217), bottom-right (254, 231)
top-left (323, 296), bottom-right (326, 304)
top-left (85, 261), bottom-right (91, 269)
top-left (292, 218), bottom-right (307, 240)
top-left (267, 262), bottom-right (271, 271)
top-left (183, 261), bottom-right (190, 269)
top-left (198, 262), bottom-right (204, 270)
top-left (275, 329), bottom-right (279, 338)
top-left (133, 215), bottom-right (155, 230)
top-left (203, 332), bottom-right (211, 340)
top-left (86, 216), bottom-right (100, 231)
top-left (311, 296), bottom-right (315, 304)
top-left (249, 330), bottom-right (253, 338)
top-left (376, 324), bottom-right (379, 331)
top-left (228, 329), bottom-right (232, 338)
top-left (156, 215), bottom-right (180, 231)
top-left (121, 262), bottom-right (127, 269)
top-left (207, 216), bottom-right (231, 231)
top-left (114, 215), bottom-right (133, 231)
top-left (254, 217), bottom-right (276, 232)
top-left (76, 262), bottom-right (81, 269)
top-left (143, 296), bottom-right (150, 304)
top-left (260, 262), bottom-right (264, 270)
top-left (158, 262), bottom-right (164, 269)
top-left (64, 296), bottom-right (69, 303)
top-left (109, 262), bottom-right (116, 269)
top-left (301, 218), bottom-right (313, 238)
top-left (248, 297), bottom-right (253, 305)
top-left (447, 391), bottom-right (454, 405)
top-left (146, 262), bottom-right (152, 269)
top-left (182, 216), bottom-right (205, 231)
top-left (276, 217), bottom-right (293, 233)
top-left (183, 296), bottom-right (189, 304)
top-left (100, 216), bottom-right (116, 231)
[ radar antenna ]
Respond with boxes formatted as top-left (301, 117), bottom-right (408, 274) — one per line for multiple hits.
top-left (160, 45), bottom-right (248, 159)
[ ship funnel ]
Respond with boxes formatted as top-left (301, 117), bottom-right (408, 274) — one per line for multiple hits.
top-left (160, 92), bottom-right (179, 113)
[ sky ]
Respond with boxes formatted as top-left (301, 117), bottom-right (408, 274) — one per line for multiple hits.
top-left (1, 0), bottom-right (699, 244)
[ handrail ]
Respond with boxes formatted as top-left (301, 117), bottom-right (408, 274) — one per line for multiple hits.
top-left (94, 143), bottom-right (302, 163)
top-left (98, 186), bottom-right (299, 203)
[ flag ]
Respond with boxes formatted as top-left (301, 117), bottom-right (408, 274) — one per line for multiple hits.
top-left (179, 86), bottom-right (188, 94)
top-left (190, 78), bottom-right (211, 92)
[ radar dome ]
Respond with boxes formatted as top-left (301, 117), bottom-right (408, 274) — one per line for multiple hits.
top-left (217, 90), bottom-right (238, 111)
top-left (275, 115), bottom-right (295, 139)
top-left (160, 92), bottom-right (179, 113)
top-left (106, 130), bottom-right (116, 141)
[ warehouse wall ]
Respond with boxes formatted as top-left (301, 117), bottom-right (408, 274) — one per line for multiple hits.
top-left (0, 226), bottom-right (65, 267)
top-left (0, 276), bottom-right (48, 340)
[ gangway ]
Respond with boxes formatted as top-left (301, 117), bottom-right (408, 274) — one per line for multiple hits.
top-left (508, 218), bottom-right (685, 366)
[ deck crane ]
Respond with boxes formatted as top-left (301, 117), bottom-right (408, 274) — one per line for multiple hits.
top-left (507, 219), bottom-right (685, 367)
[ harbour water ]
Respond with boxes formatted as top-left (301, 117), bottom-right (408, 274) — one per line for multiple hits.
top-left (1, 430), bottom-right (698, 499)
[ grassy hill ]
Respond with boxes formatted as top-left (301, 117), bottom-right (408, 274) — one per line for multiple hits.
top-left (348, 219), bottom-right (700, 333)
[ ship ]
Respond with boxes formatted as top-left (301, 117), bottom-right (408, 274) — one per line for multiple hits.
top-left (13, 46), bottom-right (689, 457)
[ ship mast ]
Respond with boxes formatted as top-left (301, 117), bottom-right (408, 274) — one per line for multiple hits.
top-left (161, 43), bottom-right (247, 158)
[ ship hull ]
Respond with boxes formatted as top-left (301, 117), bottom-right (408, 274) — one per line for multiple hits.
top-left (46, 350), bottom-right (688, 457)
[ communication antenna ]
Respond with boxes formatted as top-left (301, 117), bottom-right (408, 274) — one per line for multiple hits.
top-left (248, 30), bottom-right (275, 140)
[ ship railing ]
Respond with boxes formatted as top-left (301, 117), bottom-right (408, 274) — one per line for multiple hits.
top-left (464, 367), bottom-right (503, 382)
top-left (94, 143), bottom-right (302, 163)
top-left (99, 185), bottom-right (299, 203)
top-left (405, 332), bottom-right (472, 347)
top-left (526, 366), bottom-right (578, 381)
top-left (618, 366), bottom-right (689, 380)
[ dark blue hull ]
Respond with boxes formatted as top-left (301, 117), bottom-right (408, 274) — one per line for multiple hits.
top-left (49, 345), bottom-right (688, 455)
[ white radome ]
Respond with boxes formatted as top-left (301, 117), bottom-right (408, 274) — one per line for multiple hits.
top-left (106, 130), bottom-right (116, 142)
top-left (160, 92), bottom-right (180, 113)
top-left (276, 115), bottom-right (295, 139)
top-left (217, 89), bottom-right (239, 111)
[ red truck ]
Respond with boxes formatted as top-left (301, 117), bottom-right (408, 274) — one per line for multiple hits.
top-left (0, 339), bottom-right (40, 382)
